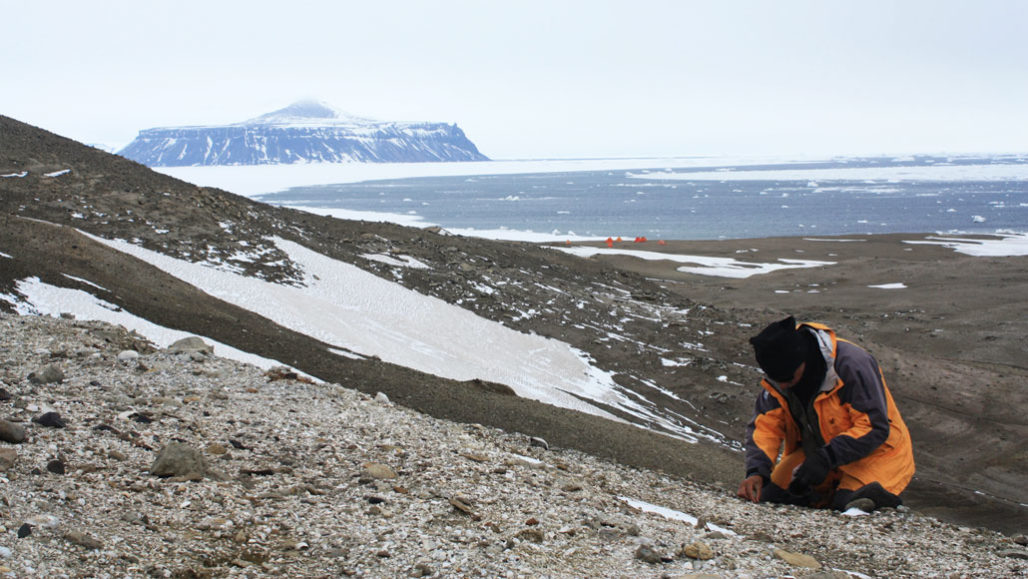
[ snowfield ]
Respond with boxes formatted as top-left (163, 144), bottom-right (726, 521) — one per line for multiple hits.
top-left (3, 232), bottom-right (728, 443)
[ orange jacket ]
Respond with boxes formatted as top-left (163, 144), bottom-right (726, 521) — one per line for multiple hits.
top-left (744, 322), bottom-right (915, 494)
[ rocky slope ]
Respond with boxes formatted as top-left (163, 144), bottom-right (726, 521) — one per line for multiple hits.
top-left (1, 113), bottom-right (1026, 541)
top-left (117, 101), bottom-right (488, 166)
top-left (1, 314), bottom-right (1025, 578)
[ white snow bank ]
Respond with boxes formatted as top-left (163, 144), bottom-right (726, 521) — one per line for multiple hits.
top-left (902, 232), bottom-right (1028, 256)
top-left (80, 233), bottom-right (637, 423)
top-left (868, 283), bottom-right (907, 289)
top-left (3, 277), bottom-right (284, 371)
top-left (552, 246), bottom-right (835, 279)
top-left (361, 253), bottom-right (431, 269)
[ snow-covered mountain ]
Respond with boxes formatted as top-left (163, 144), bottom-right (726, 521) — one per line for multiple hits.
top-left (117, 100), bottom-right (489, 166)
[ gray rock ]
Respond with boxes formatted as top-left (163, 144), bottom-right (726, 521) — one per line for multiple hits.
top-left (64, 530), bottom-right (104, 550)
top-left (27, 364), bottom-right (64, 384)
top-left (166, 337), bottom-right (213, 355)
top-left (998, 548), bottom-right (1028, 560)
top-left (634, 544), bottom-right (665, 564)
top-left (0, 447), bottom-right (17, 470)
top-left (117, 350), bottom-right (140, 362)
top-left (150, 442), bottom-right (208, 478)
top-left (362, 462), bottom-right (398, 479)
top-left (32, 411), bottom-right (66, 428)
top-left (0, 420), bottom-right (26, 444)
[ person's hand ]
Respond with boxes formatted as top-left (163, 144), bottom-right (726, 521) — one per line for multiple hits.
top-left (788, 448), bottom-right (832, 495)
top-left (737, 474), bottom-right (764, 503)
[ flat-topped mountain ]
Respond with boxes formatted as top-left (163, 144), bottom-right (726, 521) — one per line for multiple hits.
top-left (117, 100), bottom-right (489, 166)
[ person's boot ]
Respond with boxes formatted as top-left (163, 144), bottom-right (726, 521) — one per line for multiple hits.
top-left (843, 481), bottom-right (902, 512)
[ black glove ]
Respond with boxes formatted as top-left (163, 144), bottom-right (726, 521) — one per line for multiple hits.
top-left (788, 448), bottom-right (833, 495)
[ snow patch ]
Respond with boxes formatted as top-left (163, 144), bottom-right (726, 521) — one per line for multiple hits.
top-left (619, 496), bottom-right (737, 536)
top-left (552, 246), bottom-right (834, 279)
top-left (362, 253), bottom-right (431, 269)
top-left (78, 232), bottom-right (661, 427)
top-left (4, 277), bottom-right (286, 371)
top-left (903, 232), bottom-right (1028, 256)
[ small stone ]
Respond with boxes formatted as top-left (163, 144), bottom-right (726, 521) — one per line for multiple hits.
top-left (0, 420), bottom-right (26, 444)
top-left (46, 459), bottom-right (65, 475)
top-left (679, 541), bottom-right (715, 560)
top-left (28, 364), bottom-right (64, 384)
top-left (64, 530), bottom-right (103, 550)
top-left (374, 392), bottom-right (391, 405)
top-left (704, 531), bottom-right (729, 540)
top-left (361, 462), bottom-right (397, 479)
top-left (17, 524), bottom-right (32, 538)
top-left (774, 548), bottom-right (822, 569)
top-left (529, 436), bottom-right (549, 450)
top-left (1013, 534), bottom-right (1028, 546)
top-left (448, 497), bottom-right (478, 518)
top-left (411, 562), bottom-right (434, 577)
top-left (0, 546), bottom-right (11, 558)
top-left (634, 544), bottom-right (664, 564)
top-left (26, 514), bottom-right (60, 528)
top-left (167, 337), bottom-right (213, 355)
top-left (117, 350), bottom-right (140, 363)
top-left (516, 528), bottom-right (545, 544)
top-left (150, 442), bottom-right (208, 478)
top-left (998, 548), bottom-right (1028, 560)
top-left (32, 411), bottom-right (66, 428)
top-left (0, 448), bottom-right (17, 470)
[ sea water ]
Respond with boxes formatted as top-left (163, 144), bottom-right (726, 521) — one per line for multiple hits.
top-left (254, 155), bottom-right (1028, 240)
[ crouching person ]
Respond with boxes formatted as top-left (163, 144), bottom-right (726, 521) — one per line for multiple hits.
top-left (737, 316), bottom-right (915, 512)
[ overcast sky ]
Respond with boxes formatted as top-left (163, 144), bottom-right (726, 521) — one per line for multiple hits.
top-left (4, 1), bottom-right (1026, 159)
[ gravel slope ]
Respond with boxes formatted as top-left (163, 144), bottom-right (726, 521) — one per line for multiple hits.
top-left (1, 314), bottom-right (1025, 578)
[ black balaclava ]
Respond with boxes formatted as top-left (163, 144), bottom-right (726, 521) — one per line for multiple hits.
top-left (790, 330), bottom-right (827, 405)
top-left (749, 316), bottom-right (809, 382)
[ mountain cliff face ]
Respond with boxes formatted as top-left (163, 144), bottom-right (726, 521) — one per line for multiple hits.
top-left (117, 101), bottom-right (489, 166)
